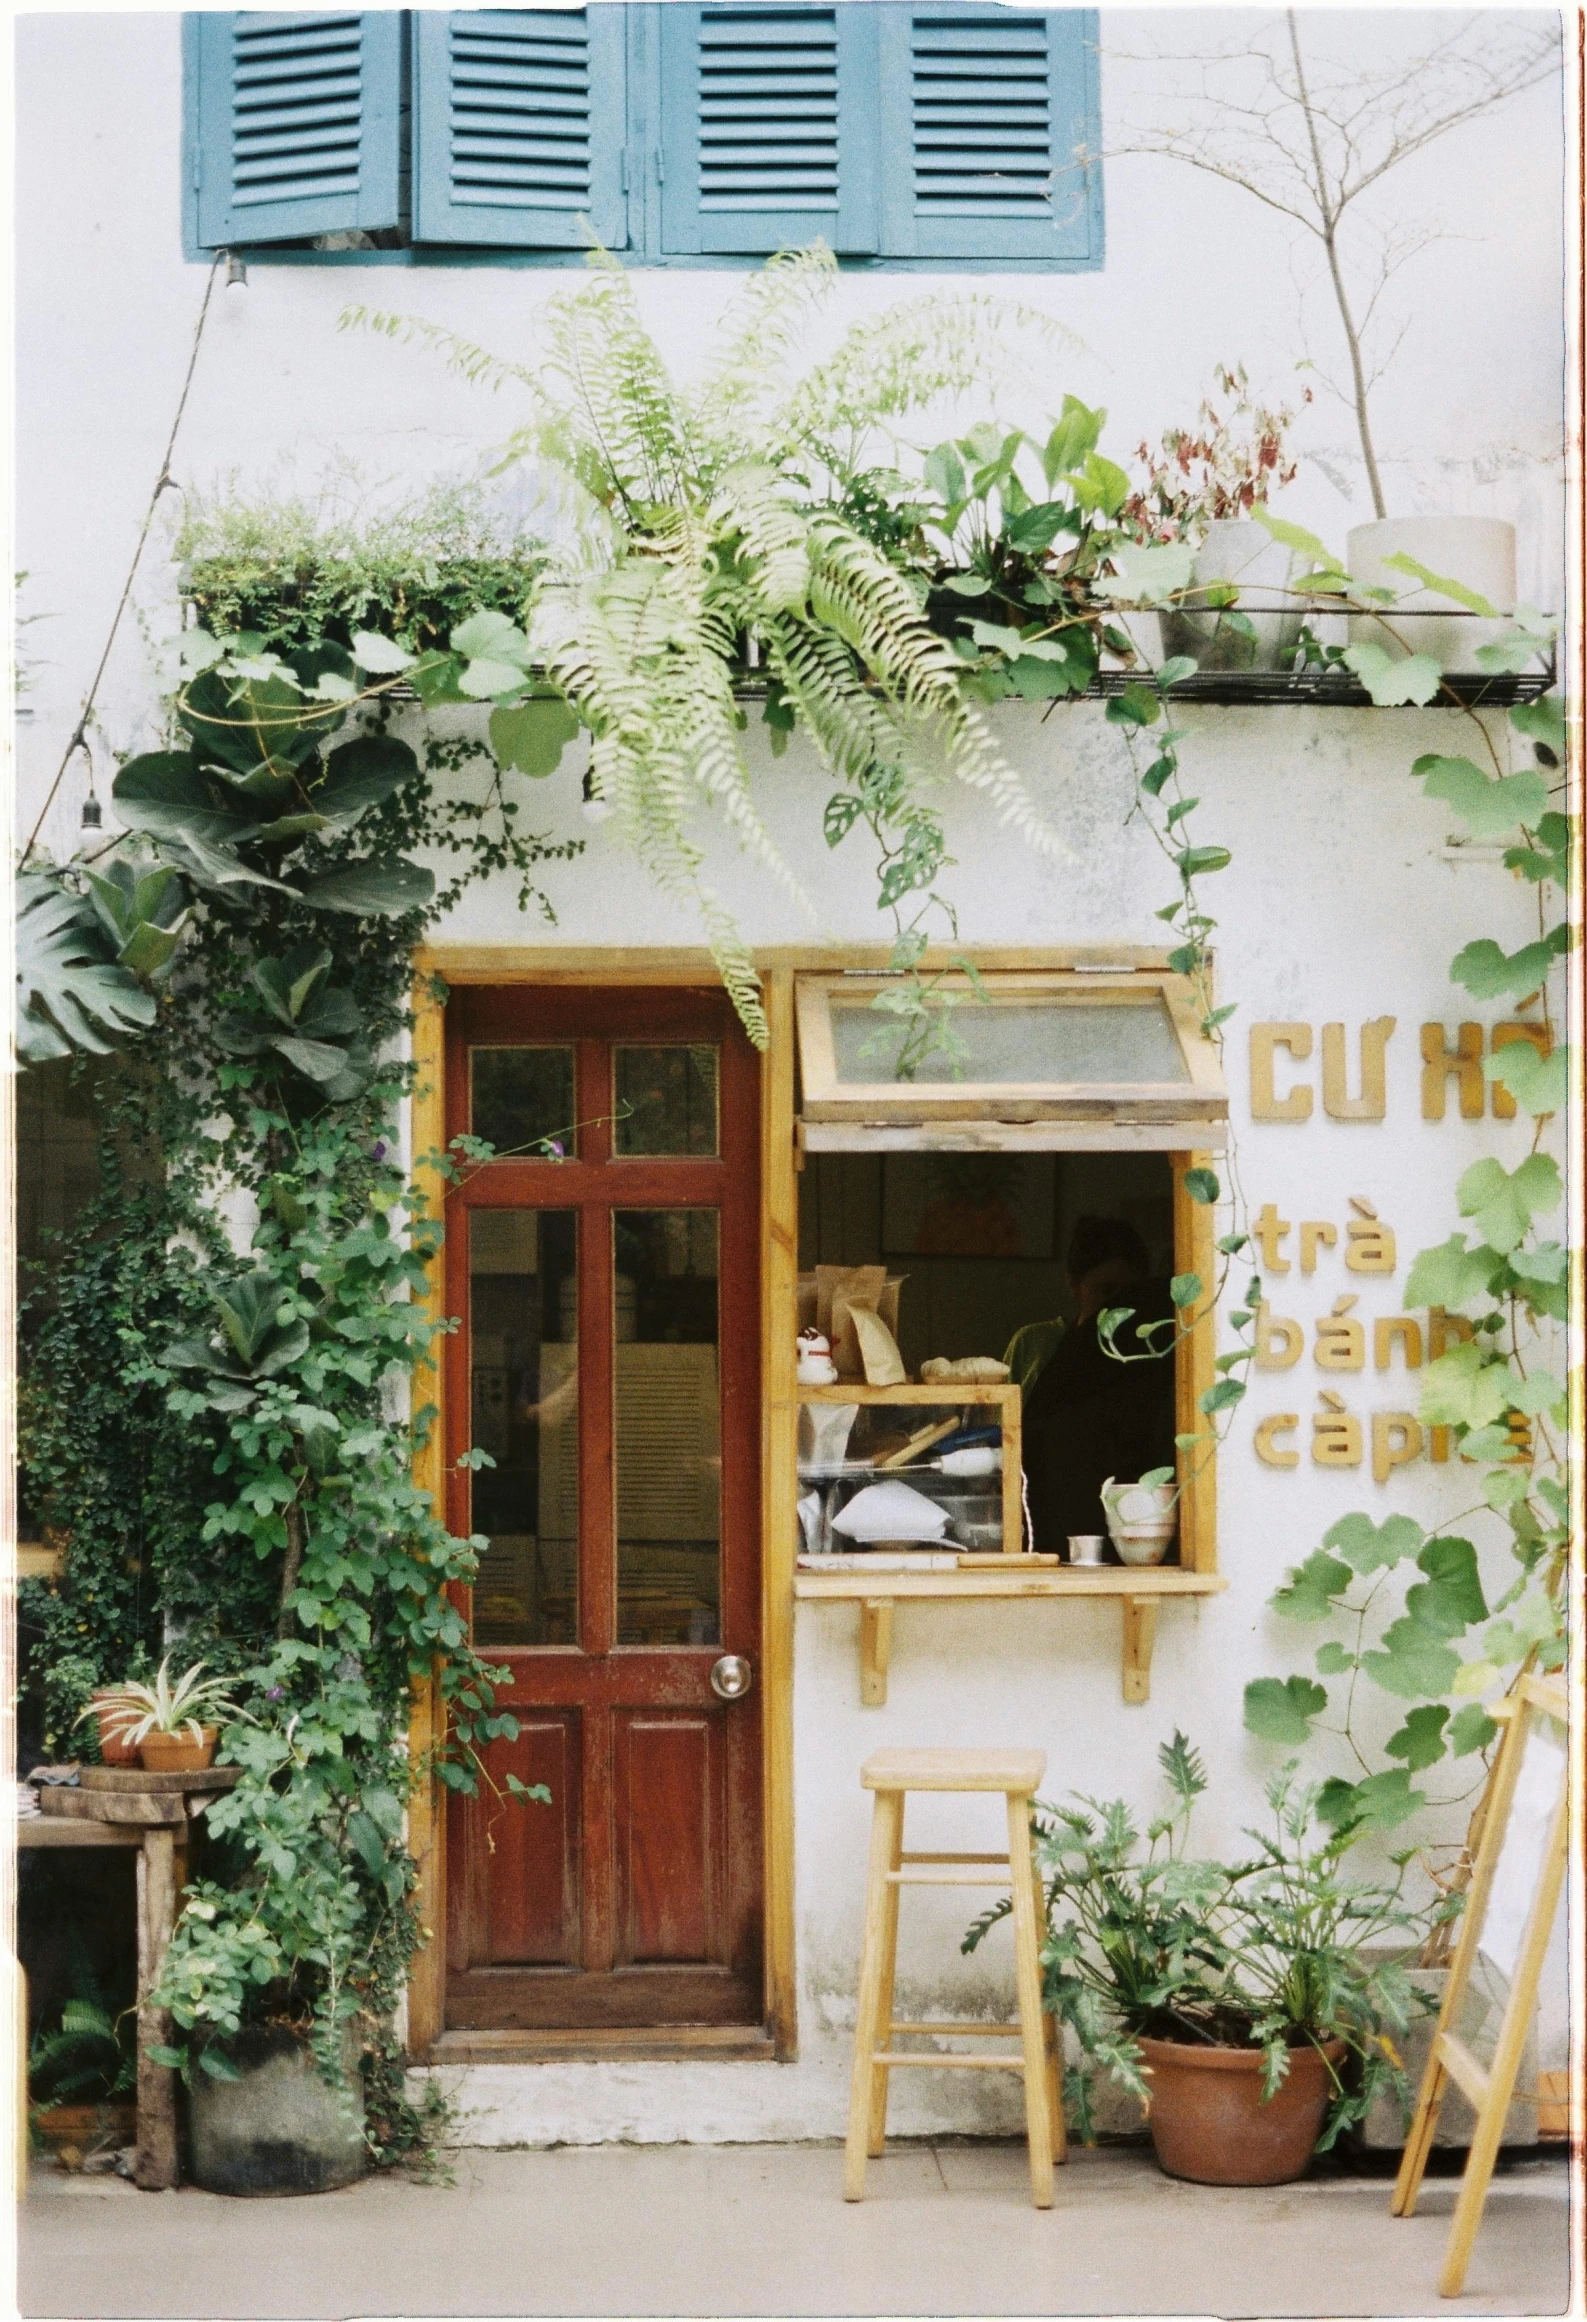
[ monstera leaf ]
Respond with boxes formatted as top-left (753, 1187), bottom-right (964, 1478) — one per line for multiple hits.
top-left (15, 873), bottom-right (158, 1064)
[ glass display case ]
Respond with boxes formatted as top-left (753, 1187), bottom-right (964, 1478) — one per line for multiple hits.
top-left (795, 1384), bottom-right (1024, 1564)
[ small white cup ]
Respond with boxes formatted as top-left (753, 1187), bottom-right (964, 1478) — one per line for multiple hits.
top-left (1067, 1535), bottom-right (1106, 1566)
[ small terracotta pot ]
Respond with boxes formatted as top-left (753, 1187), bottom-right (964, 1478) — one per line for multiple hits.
top-left (89, 1693), bottom-right (142, 1768)
top-left (1138, 2034), bottom-right (1345, 2186)
top-left (138, 1726), bottom-right (218, 1774)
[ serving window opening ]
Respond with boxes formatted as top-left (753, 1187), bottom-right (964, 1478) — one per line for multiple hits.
top-left (797, 1150), bottom-right (1180, 1564)
top-left (790, 963), bottom-right (1226, 1588)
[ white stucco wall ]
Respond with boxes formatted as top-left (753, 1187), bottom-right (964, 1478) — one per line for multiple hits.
top-left (13, 10), bottom-right (1572, 2145)
top-left (14, 7), bottom-right (1569, 853)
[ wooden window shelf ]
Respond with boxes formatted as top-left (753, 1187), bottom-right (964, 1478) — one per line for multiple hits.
top-left (793, 1566), bottom-right (1225, 1706)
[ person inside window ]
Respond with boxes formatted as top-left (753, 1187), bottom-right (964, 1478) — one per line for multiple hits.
top-left (1020, 1216), bottom-right (1176, 1556)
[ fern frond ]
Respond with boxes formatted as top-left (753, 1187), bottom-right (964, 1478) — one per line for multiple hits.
top-left (337, 307), bottom-right (539, 396)
top-left (691, 244), bottom-right (840, 464)
top-left (537, 258), bottom-right (696, 512)
top-left (712, 465), bottom-right (812, 616)
top-left (773, 294), bottom-right (1084, 476)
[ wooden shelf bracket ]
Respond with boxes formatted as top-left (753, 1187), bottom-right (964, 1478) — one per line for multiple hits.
top-left (860, 1599), bottom-right (893, 1707)
top-left (1121, 1596), bottom-right (1159, 1705)
top-left (839, 1582), bottom-right (1181, 1707)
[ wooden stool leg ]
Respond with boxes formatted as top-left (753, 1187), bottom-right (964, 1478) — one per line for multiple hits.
top-left (1006, 1791), bottom-right (1055, 2207)
top-left (867, 1791), bottom-right (905, 2156)
top-left (844, 1789), bottom-right (904, 2201)
top-left (1032, 1863), bottom-right (1066, 2165)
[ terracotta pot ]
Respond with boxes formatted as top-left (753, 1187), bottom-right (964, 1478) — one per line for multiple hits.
top-left (1139, 2034), bottom-right (1346, 2186)
top-left (138, 1726), bottom-right (218, 1774)
top-left (89, 1693), bottom-right (142, 1768)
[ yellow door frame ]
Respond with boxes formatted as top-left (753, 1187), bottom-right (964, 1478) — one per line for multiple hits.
top-left (404, 943), bottom-right (1216, 2062)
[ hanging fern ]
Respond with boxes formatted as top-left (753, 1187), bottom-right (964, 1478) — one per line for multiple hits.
top-left (343, 246), bottom-right (1066, 1045)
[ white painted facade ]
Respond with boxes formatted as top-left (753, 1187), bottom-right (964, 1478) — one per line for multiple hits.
top-left (13, 9), bottom-right (1572, 2145)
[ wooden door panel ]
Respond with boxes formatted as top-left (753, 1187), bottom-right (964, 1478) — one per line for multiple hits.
top-left (443, 986), bottom-right (763, 2035)
top-left (444, 1964), bottom-right (758, 2033)
top-left (484, 1716), bottom-right (580, 1966)
top-left (615, 1711), bottom-right (723, 1965)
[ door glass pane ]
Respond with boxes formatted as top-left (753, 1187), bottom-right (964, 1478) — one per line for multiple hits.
top-left (471, 1047), bottom-right (577, 1159)
top-left (469, 1209), bottom-right (579, 1646)
top-left (614, 1210), bottom-right (721, 1647)
top-left (828, 997), bottom-right (1190, 1086)
top-left (614, 1045), bottom-right (719, 1155)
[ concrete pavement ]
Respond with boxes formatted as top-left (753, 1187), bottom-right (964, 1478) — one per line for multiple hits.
top-left (20, 2141), bottom-right (1574, 2319)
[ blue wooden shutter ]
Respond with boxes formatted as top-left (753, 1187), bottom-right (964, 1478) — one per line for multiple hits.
top-left (412, 10), bottom-right (627, 248)
top-left (190, 12), bottom-right (403, 249)
top-left (877, 5), bottom-right (1101, 263)
top-left (657, 4), bottom-right (878, 258)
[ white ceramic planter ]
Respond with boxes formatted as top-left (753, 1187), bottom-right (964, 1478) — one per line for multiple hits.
top-left (1346, 517), bottom-right (1517, 674)
top-left (1101, 1478), bottom-right (1178, 1565)
top-left (1159, 520), bottom-right (1301, 673)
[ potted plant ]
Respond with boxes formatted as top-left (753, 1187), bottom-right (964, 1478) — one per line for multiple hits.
top-left (965, 1733), bottom-right (1428, 2185)
top-left (1126, 366), bottom-right (1310, 673)
top-left (84, 1688), bottom-right (143, 1767)
top-left (1119, 19), bottom-right (1555, 671)
top-left (81, 1655), bottom-right (248, 1773)
top-left (1344, 515), bottom-right (1519, 674)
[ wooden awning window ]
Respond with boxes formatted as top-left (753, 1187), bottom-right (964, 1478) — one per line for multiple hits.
top-left (794, 970), bottom-right (1227, 1152)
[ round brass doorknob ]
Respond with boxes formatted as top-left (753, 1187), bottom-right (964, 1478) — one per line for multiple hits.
top-left (710, 1654), bottom-right (753, 1701)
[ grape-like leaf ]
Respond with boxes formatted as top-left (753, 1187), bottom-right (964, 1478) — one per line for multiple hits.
top-left (1322, 1512), bottom-right (1424, 1575)
top-left (1243, 1675), bottom-right (1327, 1743)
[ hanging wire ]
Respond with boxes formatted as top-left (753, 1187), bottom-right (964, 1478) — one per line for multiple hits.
top-left (21, 251), bottom-right (225, 863)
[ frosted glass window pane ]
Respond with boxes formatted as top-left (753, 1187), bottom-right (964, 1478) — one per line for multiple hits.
top-left (829, 999), bottom-right (1189, 1086)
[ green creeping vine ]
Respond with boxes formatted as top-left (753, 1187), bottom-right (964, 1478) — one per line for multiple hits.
top-left (17, 637), bottom-right (564, 2161)
top-left (1236, 517), bottom-right (1572, 1860)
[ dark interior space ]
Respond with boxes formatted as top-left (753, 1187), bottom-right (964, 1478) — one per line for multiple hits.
top-left (798, 1149), bottom-right (1180, 1556)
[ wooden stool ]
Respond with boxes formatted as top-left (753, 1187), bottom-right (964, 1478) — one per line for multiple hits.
top-left (843, 1748), bottom-right (1065, 2208)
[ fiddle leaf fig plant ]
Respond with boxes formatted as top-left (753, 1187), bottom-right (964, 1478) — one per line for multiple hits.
top-left (214, 947), bottom-right (375, 1103)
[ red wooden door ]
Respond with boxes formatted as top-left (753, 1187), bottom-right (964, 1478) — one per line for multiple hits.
top-left (443, 987), bottom-right (763, 2030)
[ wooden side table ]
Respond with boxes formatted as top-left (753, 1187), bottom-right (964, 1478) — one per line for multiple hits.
top-left (23, 1765), bottom-right (240, 2188)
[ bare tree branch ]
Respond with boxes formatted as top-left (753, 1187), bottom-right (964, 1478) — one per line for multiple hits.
top-left (1107, 11), bottom-right (1560, 516)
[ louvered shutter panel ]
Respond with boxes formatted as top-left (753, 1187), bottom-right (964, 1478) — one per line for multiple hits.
top-left (190, 12), bottom-right (403, 248)
top-left (412, 10), bottom-right (627, 248)
top-left (657, 3), bottom-right (878, 258)
top-left (876, 5), bottom-right (1101, 263)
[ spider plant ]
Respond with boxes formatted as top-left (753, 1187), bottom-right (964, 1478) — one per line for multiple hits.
top-left (78, 1656), bottom-right (250, 1750)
